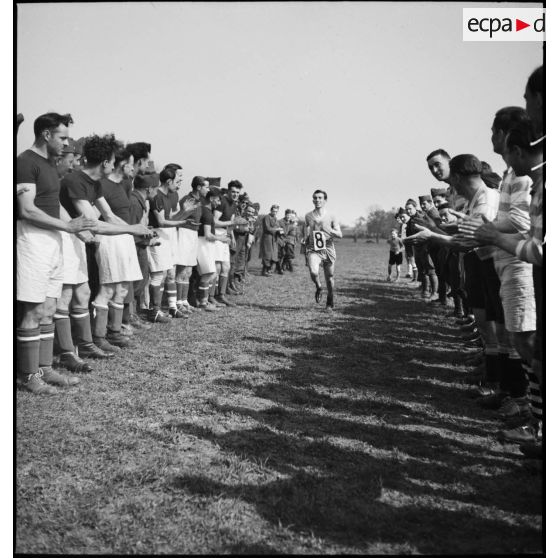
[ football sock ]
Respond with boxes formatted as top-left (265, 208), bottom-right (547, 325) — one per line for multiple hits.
top-left (17, 327), bottom-right (41, 377)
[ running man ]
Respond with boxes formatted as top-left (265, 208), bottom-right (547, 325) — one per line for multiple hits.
top-left (303, 189), bottom-right (342, 310)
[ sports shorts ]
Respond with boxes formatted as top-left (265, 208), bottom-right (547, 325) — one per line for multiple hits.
top-left (17, 220), bottom-right (63, 303)
top-left (197, 236), bottom-right (217, 275)
top-left (96, 233), bottom-right (143, 284)
top-left (494, 258), bottom-right (536, 333)
top-left (147, 228), bottom-right (174, 273)
top-left (389, 251), bottom-right (403, 265)
top-left (175, 228), bottom-right (199, 266)
top-left (61, 231), bottom-right (89, 285)
top-left (306, 243), bottom-right (336, 268)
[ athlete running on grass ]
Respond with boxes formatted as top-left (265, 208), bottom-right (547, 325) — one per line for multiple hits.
top-left (303, 189), bottom-right (342, 310)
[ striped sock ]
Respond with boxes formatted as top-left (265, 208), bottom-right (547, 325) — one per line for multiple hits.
top-left (523, 362), bottom-right (543, 421)
top-left (17, 327), bottom-right (41, 377)
top-left (54, 309), bottom-right (74, 353)
top-left (70, 307), bottom-right (93, 347)
top-left (39, 323), bottom-right (56, 369)
top-left (166, 281), bottom-right (177, 310)
top-left (107, 301), bottom-right (124, 334)
top-left (92, 302), bottom-right (109, 339)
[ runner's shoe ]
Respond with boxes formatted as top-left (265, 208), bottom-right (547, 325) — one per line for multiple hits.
top-left (315, 286), bottom-right (323, 303)
top-left (326, 294), bottom-right (334, 311)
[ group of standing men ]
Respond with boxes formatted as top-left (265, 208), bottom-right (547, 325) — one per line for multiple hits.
top-left (394, 66), bottom-right (544, 459)
top-left (16, 116), bottom-right (261, 395)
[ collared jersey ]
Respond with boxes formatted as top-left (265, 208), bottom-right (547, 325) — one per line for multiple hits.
top-left (148, 188), bottom-right (179, 227)
top-left (17, 149), bottom-right (61, 219)
top-left (179, 192), bottom-right (204, 231)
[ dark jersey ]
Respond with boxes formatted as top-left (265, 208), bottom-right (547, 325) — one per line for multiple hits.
top-left (100, 177), bottom-right (131, 223)
top-left (60, 169), bottom-right (103, 219)
top-left (216, 195), bottom-right (237, 222)
top-left (148, 188), bottom-right (178, 227)
top-left (17, 149), bottom-right (61, 219)
top-left (129, 190), bottom-right (147, 226)
top-left (179, 192), bottom-right (204, 232)
top-left (198, 204), bottom-right (215, 237)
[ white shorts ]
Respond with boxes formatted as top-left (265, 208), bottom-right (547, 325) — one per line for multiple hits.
top-left (197, 236), bottom-right (217, 275)
top-left (17, 220), bottom-right (63, 303)
top-left (494, 259), bottom-right (536, 333)
top-left (61, 231), bottom-right (89, 285)
top-left (214, 237), bottom-right (230, 263)
top-left (96, 233), bottom-right (143, 284)
top-left (147, 228), bottom-right (174, 273)
top-left (168, 227), bottom-right (179, 264)
top-left (175, 228), bottom-right (199, 266)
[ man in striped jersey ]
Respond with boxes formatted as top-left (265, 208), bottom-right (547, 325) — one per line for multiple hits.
top-left (469, 120), bottom-right (544, 450)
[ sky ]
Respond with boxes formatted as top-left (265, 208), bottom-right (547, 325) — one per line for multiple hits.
top-left (16, 2), bottom-right (542, 226)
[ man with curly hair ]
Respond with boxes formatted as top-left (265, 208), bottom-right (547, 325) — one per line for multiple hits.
top-left (59, 134), bottom-right (151, 354)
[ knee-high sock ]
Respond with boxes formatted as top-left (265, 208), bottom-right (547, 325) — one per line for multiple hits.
top-left (92, 302), bottom-right (109, 339)
top-left (54, 309), bottom-right (74, 353)
top-left (209, 278), bottom-right (217, 298)
top-left (107, 301), bottom-right (124, 334)
top-left (70, 306), bottom-right (93, 347)
top-left (218, 275), bottom-right (228, 296)
top-left (176, 281), bottom-right (188, 305)
top-left (122, 303), bottom-right (131, 325)
top-left (17, 327), bottom-right (41, 377)
top-left (523, 362), bottom-right (543, 422)
top-left (197, 284), bottom-right (210, 306)
top-left (166, 280), bottom-right (177, 309)
top-left (39, 323), bottom-right (55, 369)
top-left (149, 284), bottom-right (163, 311)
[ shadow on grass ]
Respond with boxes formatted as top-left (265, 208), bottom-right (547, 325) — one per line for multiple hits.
top-left (172, 277), bottom-right (542, 553)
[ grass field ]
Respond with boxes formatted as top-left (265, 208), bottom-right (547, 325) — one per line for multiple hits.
top-left (16, 239), bottom-right (543, 554)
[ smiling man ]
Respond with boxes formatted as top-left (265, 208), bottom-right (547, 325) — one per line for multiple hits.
top-left (303, 189), bottom-right (342, 310)
top-left (17, 112), bottom-right (98, 394)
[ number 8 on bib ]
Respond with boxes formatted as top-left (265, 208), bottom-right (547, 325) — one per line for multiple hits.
top-left (313, 230), bottom-right (326, 250)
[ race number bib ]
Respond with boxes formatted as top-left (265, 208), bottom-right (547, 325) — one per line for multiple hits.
top-left (312, 230), bottom-right (326, 251)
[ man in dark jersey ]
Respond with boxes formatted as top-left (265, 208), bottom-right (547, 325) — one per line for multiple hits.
top-left (60, 134), bottom-right (151, 354)
top-left (17, 112), bottom-right (97, 395)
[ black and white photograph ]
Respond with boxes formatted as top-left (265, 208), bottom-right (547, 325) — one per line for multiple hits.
top-left (14, 1), bottom-right (547, 554)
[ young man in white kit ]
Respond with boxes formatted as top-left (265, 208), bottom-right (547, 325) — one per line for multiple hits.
top-left (303, 189), bottom-right (342, 310)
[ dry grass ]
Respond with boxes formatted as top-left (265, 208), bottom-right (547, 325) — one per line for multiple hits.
top-left (16, 239), bottom-right (543, 554)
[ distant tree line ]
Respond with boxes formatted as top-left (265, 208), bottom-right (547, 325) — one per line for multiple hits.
top-left (353, 205), bottom-right (398, 243)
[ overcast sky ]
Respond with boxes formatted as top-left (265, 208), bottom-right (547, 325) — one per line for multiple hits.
top-left (17, 2), bottom-right (542, 225)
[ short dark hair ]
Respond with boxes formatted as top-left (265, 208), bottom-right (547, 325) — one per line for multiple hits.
top-left (191, 175), bottom-right (207, 190)
top-left (493, 106), bottom-right (530, 134)
top-left (526, 65), bottom-right (544, 100)
top-left (426, 149), bottom-right (450, 162)
top-left (126, 142), bottom-right (151, 161)
top-left (449, 154), bottom-right (483, 177)
top-left (113, 143), bottom-right (132, 168)
top-left (312, 189), bottom-right (328, 200)
top-left (164, 163), bottom-right (182, 171)
top-left (82, 134), bottom-right (118, 166)
top-left (506, 120), bottom-right (544, 154)
top-left (228, 180), bottom-right (243, 190)
top-left (159, 167), bottom-right (177, 184)
top-left (33, 112), bottom-right (73, 137)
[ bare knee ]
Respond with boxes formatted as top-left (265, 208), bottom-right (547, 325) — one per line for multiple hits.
top-left (72, 282), bottom-right (91, 308)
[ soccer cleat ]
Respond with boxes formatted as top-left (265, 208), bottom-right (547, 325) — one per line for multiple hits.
top-left (199, 303), bottom-right (217, 312)
top-left (39, 366), bottom-right (80, 387)
top-left (150, 310), bottom-right (171, 324)
top-left (58, 352), bottom-right (93, 373)
top-left (128, 314), bottom-right (153, 330)
top-left (498, 397), bottom-right (531, 418)
top-left (477, 391), bottom-right (509, 409)
top-left (106, 332), bottom-right (132, 348)
top-left (120, 324), bottom-right (135, 337)
top-left (78, 342), bottom-right (115, 360)
top-left (93, 337), bottom-right (121, 353)
top-left (214, 295), bottom-right (236, 307)
top-left (498, 421), bottom-right (542, 444)
top-left (315, 286), bottom-right (323, 303)
top-left (208, 296), bottom-right (226, 307)
top-left (17, 371), bottom-right (59, 395)
top-left (169, 308), bottom-right (188, 319)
